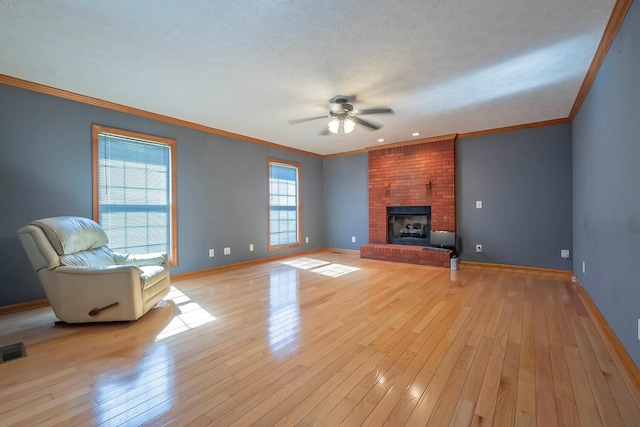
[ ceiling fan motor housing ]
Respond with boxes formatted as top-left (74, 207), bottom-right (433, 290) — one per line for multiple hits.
top-left (329, 95), bottom-right (354, 104)
top-left (330, 101), bottom-right (353, 117)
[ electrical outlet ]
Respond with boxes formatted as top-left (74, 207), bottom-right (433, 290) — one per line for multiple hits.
top-left (352, 236), bottom-right (356, 243)
top-left (305, 236), bottom-right (309, 243)
top-left (561, 249), bottom-right (570, 259)
top-left (208, 249), bottom-right (214, 257)
top-left (475, 244), bottom-right (483, 253)
top-left (224, 247), bottom-right (231, 255)
top-left (476, 200), bottom-right (483, 209)
top-left (249, 244), bottom-right (254, 252)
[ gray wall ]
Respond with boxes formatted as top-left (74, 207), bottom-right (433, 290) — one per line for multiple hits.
top-left (457, 123), bottom-right (573, 270)
top-left (0, 84), bottom-right (324, 306)
top-left (572, 0), bottom-right (640, 366)
top-left (323, 153), bottom-right (369, 249)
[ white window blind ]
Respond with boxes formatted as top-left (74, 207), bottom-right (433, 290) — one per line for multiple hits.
top-left (269, 161), bottom-right (299, 248)
top-left (97, 133), bottom-right (172, 256)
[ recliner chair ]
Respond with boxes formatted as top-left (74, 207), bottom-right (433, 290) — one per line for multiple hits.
top-left (17, 216), bottom-right (170, 323)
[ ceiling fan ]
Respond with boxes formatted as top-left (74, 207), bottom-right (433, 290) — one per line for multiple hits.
top-left (289, 95), bottom-right (394, 135)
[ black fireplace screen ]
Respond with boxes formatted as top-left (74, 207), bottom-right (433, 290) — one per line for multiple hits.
top-left (387, 206), bottom-right (431, 246)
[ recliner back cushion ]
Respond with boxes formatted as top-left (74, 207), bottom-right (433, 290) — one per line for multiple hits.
top-left (32, 216), bottom-right (109, 255)
top-left (59, 247), bottom-right (116, 267)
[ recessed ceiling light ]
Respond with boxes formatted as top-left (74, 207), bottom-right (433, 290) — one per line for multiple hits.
top-left (377, 138), bottom-right (385, 142)
top-left (412, 132), bottom-right (420, 137)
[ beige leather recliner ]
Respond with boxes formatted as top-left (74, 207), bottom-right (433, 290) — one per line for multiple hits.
top-left (17, 216), bottom-right (170, 323)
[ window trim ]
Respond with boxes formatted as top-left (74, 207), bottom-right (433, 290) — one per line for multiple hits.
top-left (267, 157), bottom-right (302, 251)
top-left (91, 124), bottom-right (178, 267)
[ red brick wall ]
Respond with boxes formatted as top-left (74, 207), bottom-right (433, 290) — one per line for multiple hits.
top-left (368, 138), bottom-right (456, 244)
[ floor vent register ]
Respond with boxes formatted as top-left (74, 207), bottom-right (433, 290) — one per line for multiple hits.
top-left (0, 342), bottom-right (27, 363)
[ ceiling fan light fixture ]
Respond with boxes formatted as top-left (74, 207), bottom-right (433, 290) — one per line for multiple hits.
top-left (328, 118), bottom-right (356, 134)
top-left (343, 118), bottom-right (355, 134)
top-left (328, 118), bottom-right (341, 134)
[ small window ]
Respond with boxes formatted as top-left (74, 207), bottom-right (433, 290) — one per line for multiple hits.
top-left (268, 158), bottom-right (301, 250)
top-left (92, 125), bottom-right (177, 266)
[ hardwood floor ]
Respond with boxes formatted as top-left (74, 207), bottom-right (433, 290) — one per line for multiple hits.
top-left (1, 250), bottom-right (638, 426)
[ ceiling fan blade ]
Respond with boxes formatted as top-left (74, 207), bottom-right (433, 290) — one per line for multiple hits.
top-left (318, 127), bottom-right (331, 136)
top-left (289, 115), bottom-right (330, 125)
top-left (354, 108), bottom-right (394, 115)
top-left (353, 116), bottom-right (381, 131)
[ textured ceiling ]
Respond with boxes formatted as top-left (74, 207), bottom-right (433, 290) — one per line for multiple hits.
top-left (0, 0), bottom-right (615, 155)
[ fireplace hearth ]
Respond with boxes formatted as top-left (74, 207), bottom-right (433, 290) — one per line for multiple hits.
top-left (387, 206), bottom-right (431, 246)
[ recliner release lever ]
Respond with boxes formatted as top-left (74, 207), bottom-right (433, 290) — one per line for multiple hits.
top-left (88, 302), bottom-right (119, 316)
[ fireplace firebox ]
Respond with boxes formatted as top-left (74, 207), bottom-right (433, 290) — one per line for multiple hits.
top-left (387, 206), bottom-right (431, 246)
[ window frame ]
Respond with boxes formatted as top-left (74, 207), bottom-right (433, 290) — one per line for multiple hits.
top-left (267, 157), bottom-right (302, 251)
top-left (91, 124), bottom-right (178, 267)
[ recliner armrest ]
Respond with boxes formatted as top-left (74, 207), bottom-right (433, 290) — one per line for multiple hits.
top-left (113, 252), bottom-right (168, 267)
top-left (56, 265), bottom-right (141, 275)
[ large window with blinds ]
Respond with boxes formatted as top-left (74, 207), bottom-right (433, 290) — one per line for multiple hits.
top-left (92, 125), bottom-right (177, 266)
top-left (268, 158), bottom-right (301, 250)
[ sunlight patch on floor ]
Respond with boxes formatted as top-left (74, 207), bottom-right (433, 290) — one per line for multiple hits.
top-left (281, 257), bottom-right (330, 270)
top-left (311, 263), bottom-right (360, 277)
top-left (156, 287), bottom-right (216, 341)
top-left (281, 257), bottom-right (360, 278)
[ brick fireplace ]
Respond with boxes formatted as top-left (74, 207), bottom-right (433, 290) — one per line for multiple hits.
top-left (360, 135), bottom-right (456, 268)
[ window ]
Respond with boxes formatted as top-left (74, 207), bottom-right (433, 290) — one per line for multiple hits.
top-left (268, 158), bottom-right (301, 250)
top-left (92, 125), bottom-right (177, 266)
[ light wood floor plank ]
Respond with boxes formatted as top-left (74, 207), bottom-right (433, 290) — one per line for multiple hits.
top-left (0, 250), bottom-right (637, 426)
top-left (533, 281), bottom-right (559, 427)
top-left (276, 287), bottom-right (453, 427)
top-left (545, 289), bottom-right (581, 427)
top-left (473, 276), bottom-right (516, 426)
top-left (362, 284), bottom-right (488, 426)
top-left (571, 316), bottom-right (625, 425)
top-left (565, 344), bottom-right (604, 427)
top-left (515, 299), bottom-right (536, 427)
top-left (381, 282), bottom-right (485, 426)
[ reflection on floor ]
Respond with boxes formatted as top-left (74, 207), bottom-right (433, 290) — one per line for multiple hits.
top-left (268, 268), bottom-right (299, 353)
top-left (95, 344), bottom-right (173, 425)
